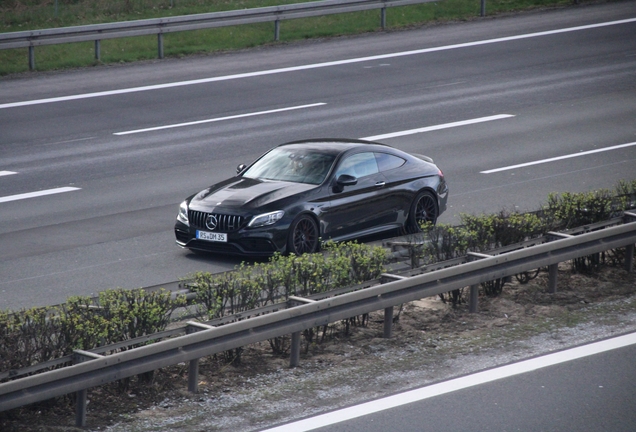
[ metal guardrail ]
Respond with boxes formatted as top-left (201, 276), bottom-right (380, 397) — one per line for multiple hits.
top-left (1, 215), bottom-right (635, 426)
top-left (0, 0), bottom-right (439, 70)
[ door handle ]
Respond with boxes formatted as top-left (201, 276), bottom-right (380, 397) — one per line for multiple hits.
top-left (375, 181), bottom-right (386, 187)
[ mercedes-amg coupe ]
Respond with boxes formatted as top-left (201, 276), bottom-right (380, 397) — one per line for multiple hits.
top-left (175, 139), bottom-right (448, 256)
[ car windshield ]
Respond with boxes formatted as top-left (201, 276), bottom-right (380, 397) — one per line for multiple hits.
top-left (242, 147), bottom-right (337, 185)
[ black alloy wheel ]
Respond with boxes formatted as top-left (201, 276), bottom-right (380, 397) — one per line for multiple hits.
top-left (407, 191), bottom-right (438, 233)
top-left (288, 215), bottom-right (319, 255)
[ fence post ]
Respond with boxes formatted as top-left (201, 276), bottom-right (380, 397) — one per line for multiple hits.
top-left (275, 20), bottom-right (280, 41)
top-left (290, 331), bottom-right (301, 367)
top-left (548, 263), bottom-right (558, 293)
top-left (379, 274), bottom-right (408, 337)
top-left (383, 306), bottom-right (393, 338)
top-left (188, 358), bottom-right (200, 393)
top-left (28, 46), bottom-right (35, 71)
top-left (467, 252), bottom-right (491, 312)
top-left (158, 33), bottom-right (164, 59)
top-left (469, 284), bottom-right (479, 313)
top-left (75, 389), bottom-right (87, 427)
top-left (72, 350), bottom-right (104, 428)
top-left (95, 40), bottom-right (101, 61)
top-left (185, 322), bottom-right (215, 393)
top-left (381, 8), bottom-right (386, 29)
top-left (626, 244), bottom-right (634, 273)
top-left (481, 0), bottom-right (486, 16)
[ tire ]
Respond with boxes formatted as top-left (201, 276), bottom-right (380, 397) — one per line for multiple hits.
top-left (287, 214), bottom-right (319, 255)
top-left (406, 190), bottom-right (438, 233)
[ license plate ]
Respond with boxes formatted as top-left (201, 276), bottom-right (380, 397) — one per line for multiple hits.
top-left (196, 230), bottom-right (227, 242)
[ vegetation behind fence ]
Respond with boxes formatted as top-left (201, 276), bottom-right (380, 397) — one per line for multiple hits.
top-left (1, 0), bottom-right (588, 74)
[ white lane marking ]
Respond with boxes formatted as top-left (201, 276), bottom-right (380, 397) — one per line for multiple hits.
top-left (262, 332), bottom-right (636, 432)
top-left (0, 187), bottom-right (80, 203)
top-left (481, 141), bottom-right (636, 173)
top-left (361, 114), bottom-right (514, 141)
top-left (2, 18), bottom-right (635, 110)
top-left (114, 103), bottom-right (327, 135)
top-left (0, 171), bottom-right (18, 177)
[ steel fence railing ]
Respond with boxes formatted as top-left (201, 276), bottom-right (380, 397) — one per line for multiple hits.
top-left (1, 215), bottom-right (635, 427)
top-left (0, 0), bottom-right (439, 70)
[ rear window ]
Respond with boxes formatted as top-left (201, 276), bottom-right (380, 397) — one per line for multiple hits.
top-left (375, 152), bottom-right (405, 172)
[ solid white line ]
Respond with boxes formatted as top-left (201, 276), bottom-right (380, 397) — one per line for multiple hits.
top-left (0, 171), bottom-right (18, 177)
top-left (481, 141), bottom-right (636, 173)
top-left (2, 18), bottom-right (635, 110)
top-left (0, 187), bottom-right (81, 203)
top-left (361, 114), bottom-right (514, 141)
top-left (113, 103), bottom-right (327, 135)
top-left (262, 332), bottom-right (636, 432)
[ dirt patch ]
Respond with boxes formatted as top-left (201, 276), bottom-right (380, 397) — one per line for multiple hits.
top-left (2, 264), bottom-right (635, 431)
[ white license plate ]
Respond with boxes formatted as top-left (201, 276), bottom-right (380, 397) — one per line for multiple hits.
top-left (196, 230), bottom-right (227, 242)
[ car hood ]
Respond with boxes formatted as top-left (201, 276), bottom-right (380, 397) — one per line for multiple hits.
top-left (188, 177), bottom-right (317, 212)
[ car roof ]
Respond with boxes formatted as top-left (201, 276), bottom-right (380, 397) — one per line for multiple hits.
top-left (278, 139), bottom-right (394, 155)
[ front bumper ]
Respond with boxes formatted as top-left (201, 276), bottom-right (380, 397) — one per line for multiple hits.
top-left (174, 219), bottom-right (288, 257)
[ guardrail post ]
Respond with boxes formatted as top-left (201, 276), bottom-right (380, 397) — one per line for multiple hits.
top-left (481, 0), bottom-right (486, 16)
top-left (379, 274), bottom-right (408, 337)
top-left (290, 331), bottom-right (301, 367)
top-left (467, 253), bottom-right (491, 312)
top-left (275, 20), bottom-right (280, 41)
top-left (95, 40), bottom-right (101, 61)
top-left (626, 244), bottom-right (634, 273)
top-left (28, 46), bottom-right (35, 71)
top-left (75, 388), bottom-right (88, 427)
top-left (158, 33), bottom-right (164, 59)
top-left (383, 306), bottom-right (393, 338)
top-left (381, 8), bottom-right (386, 29)
top-left (185, 321), bottom-right (215, 393)
top-left (469, 284), bottom-right (479, 313)
top-left (548, 263), bottom-right (558, 293)
top-left (188, 358), bottom-right (200, 393)
top-left (72, 350), bottom-right (104, 427)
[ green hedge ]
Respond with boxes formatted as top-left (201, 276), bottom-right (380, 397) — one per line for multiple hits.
top-left (189, 241), bottom-right (388, 320)
top-left (416, 180), bottom-right (636, 301)
top-left (1, 180), bottom-right (634, 376)
top-left (0, 289), bottom-right (185, 376)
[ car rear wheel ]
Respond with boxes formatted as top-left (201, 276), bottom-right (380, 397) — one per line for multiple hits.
top-left (406, 190), bottom-right (438, 233)
top-left (287, 215), bottom-right (319, 255)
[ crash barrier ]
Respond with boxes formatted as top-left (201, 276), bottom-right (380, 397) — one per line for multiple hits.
top-left (0, 0), bottom-right (439, 71)
top-left (1, 212), bottom-right (635, 427)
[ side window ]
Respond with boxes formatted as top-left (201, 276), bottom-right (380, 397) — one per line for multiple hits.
top-left (335, 152), bottom-right (379, 178)
top-left (375, 152), bottom-right (406, 172)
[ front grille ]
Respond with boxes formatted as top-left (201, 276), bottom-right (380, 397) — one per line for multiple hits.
top-left (189, 210), bottom-right (244, 233)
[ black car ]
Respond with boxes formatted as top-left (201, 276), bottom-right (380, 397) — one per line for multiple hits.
top-left (175, 139), bottom-right (448, 256)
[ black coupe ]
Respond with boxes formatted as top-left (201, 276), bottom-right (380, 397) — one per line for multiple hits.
top-left (174, 139), bottom-right (448, 256)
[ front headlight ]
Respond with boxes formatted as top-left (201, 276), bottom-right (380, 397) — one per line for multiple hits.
top-left (177, 200), bottom-right (189, 225)
top-left (248, 210), bottom-right (285, 228)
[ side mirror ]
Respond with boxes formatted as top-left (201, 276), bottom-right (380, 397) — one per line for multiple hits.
top-left (236, 164), bottom-right (247, 175)
top-left (337, 174), bottom-right (358, 187)
top-left (333, 174), bottom-right (357, 192)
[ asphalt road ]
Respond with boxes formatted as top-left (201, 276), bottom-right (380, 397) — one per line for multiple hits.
top-left (1, 1), bottom-right (635, 310)
top-left (267, 333), bottom-right (636, 432)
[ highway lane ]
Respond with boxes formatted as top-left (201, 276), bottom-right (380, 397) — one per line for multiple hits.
top-left (0, 2), bottom-right (635, 310)
top-left (265, 333), bottom-right (636, 432)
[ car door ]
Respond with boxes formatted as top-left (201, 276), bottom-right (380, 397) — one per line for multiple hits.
top-left (374, 151), bottom-right (412, 224)
top-left (322, 152), bottom-right (397, 240)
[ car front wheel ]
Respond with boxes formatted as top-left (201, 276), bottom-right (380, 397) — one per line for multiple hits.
top-left (287, 215), bottom-right (319, 255)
